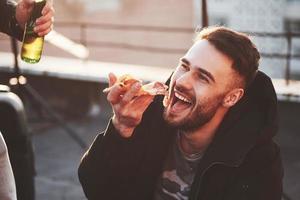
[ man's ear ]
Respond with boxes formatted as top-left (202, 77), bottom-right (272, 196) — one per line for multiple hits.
top-left (222, 88), bottom-right (244, 108)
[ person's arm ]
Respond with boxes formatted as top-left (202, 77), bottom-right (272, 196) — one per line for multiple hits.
top-left (79, 118), bottom-right (154, 199)
top-left (0, 0), bottom-right (23, 40)
top-left (78, 73), bottom-right (169, 199)
top-left (0, 132), bottom-right (17, 200)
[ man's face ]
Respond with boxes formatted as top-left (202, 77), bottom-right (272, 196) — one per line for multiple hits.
top-left (163, 40), bottom-right (235, 132)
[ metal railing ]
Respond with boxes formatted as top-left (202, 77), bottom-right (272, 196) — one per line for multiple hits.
top-left (1, 21), bottom-right (300, 85)
top-left (53, 21), bottom-right (300, 86)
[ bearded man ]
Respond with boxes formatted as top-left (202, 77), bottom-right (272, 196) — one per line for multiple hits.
top-left (78, 26), bottom-right (283, 200)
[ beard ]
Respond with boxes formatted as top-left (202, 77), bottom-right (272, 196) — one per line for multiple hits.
top-left (163, 93), bottom-right (225, 132)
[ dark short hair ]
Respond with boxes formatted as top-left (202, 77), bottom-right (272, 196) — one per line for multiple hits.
top-left (195, 26), bottom-right (260, 88)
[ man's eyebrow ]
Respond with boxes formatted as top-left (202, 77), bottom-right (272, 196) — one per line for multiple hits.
top-left (180, 58), bottom-right (215, 83)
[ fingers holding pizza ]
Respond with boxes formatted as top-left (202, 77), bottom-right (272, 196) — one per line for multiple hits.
top-left (103, 74), bottom-right (168, 97)
top-left (103, 73), bottom-right (168, 138)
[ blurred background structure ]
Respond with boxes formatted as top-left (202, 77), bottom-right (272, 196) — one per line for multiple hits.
top-left (0, 0), bottom-right (300, 199)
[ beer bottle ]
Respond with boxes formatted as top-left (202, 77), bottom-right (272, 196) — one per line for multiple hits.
top-left (21, 0), bottom-right (47, 64)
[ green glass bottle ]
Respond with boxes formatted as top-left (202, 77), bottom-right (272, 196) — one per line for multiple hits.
top-left (21, 0), bottom-right (47, 64)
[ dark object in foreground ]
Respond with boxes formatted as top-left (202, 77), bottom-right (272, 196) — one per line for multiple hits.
top-left (0, 85), bottom-right (35, 200)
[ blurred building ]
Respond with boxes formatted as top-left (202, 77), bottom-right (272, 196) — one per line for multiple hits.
top-left (207, 0), bottom-right (300, 79)
top-left (53, 0), bottom-right (300, 79)
top-left (47, 0), bottom-right (195, 68)
top-left (1, 0), bottom-right (299, 79)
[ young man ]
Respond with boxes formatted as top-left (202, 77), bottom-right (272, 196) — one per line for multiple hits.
top-left (78, 26), bottom-right (283, 200)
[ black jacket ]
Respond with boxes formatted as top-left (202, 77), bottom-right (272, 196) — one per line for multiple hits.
top-left (78, 71), bottom-right (283, 200)
top-left (0, 0), bottom-right (23, 40)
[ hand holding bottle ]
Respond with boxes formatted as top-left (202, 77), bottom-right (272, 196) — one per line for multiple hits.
top-left (16, 0), bottom-right (54, 36)
top-left (20, 0), bottom-right (54, 63)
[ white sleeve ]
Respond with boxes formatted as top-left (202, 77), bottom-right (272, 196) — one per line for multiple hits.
top-left (0, 132), bottom-right (17, 200)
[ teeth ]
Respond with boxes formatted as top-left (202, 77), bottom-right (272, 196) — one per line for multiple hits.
top-left (175, 92), bottom-right (191, 104)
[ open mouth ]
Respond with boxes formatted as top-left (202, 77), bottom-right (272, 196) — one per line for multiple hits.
top-left (170, 90), bottom-right (193, 112)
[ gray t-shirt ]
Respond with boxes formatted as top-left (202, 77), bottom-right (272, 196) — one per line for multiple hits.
top-left (154, 132), bottom-right (203, 200)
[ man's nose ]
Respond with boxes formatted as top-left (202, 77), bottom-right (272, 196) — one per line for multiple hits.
top-left (175, 72), bottom-right (192, 90)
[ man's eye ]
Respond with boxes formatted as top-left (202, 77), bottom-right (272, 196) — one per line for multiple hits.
top-left (197, 74), bottom-right (209, 83)
top-left (181, 64), bottom-right (188, 70)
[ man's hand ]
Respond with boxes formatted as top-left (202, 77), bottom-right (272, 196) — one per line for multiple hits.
top-left (106, 73), bottom-right (155, 138)
top-left (16, 0), bottom-right (54, 36)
